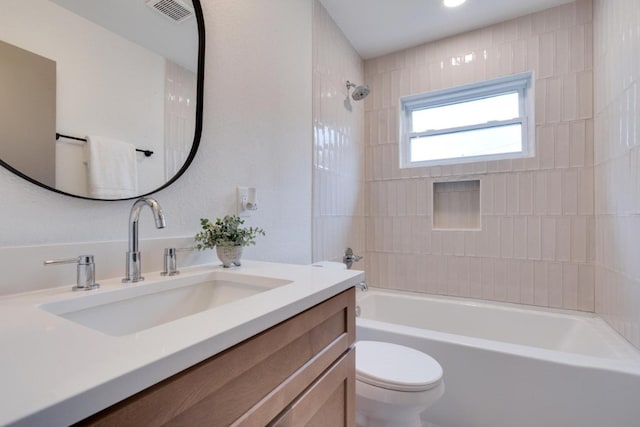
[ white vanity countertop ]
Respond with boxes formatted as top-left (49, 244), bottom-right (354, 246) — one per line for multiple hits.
top-left (0, 261), bottom-right (364, 427)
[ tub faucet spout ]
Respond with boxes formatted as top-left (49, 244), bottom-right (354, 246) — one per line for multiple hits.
top-left (355, 281), bottom-right (368, 292)
top-left (123, 197), bottom-right (166, 283)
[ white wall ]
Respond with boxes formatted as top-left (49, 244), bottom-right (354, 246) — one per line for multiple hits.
top-left (0, 0), bottom-right (313, 295)
top-left (0, 0), bottom-right (166, 196)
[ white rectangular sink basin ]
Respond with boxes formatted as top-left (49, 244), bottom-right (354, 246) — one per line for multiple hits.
top-left (40, 271), bottom-right (292, 336)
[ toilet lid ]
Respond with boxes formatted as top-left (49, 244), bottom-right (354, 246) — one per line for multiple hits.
top-left (355, 341), bottom-right (443, 392)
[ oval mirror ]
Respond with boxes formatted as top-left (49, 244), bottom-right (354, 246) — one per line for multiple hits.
top-left (0, 0), bottom-right (204, 200)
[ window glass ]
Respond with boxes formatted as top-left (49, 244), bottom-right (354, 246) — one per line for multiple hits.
top-left (411, 92), bottom-right (520, 132)
top-left (410, 123), bottom-right (522, 163)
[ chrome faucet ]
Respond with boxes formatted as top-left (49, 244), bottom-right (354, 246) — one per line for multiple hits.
top-left (355, 281), bottom-right (368, 292)
top-left (123, 197), bottom-right (166, 283)
top-left (44, 255), bottom-right (100, 291)
top-left (161, 247), bottom-right (194, 276)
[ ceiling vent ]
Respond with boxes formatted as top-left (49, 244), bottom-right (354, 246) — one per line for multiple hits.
top-left (146, 0), bottom-right (194, 23)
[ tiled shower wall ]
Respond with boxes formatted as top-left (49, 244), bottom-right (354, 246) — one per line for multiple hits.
top-left (594, 0), bottom-right (640, 347)
top-left (363, 0), bottom-right (595, 311)
top-left (311, 1), bottom-right (365, 263)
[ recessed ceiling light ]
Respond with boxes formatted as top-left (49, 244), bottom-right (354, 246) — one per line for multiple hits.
top-left (443, 0), bottom-right (467, 7)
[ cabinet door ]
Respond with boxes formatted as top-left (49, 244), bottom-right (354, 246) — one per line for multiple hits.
top-left (271, 347), bottom-right (355, 427)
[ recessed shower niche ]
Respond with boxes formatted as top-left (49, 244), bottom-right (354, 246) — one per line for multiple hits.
top-left (433, 180), bottom-right (481, 230)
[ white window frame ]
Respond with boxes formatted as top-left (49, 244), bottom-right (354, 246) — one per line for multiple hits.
top-left (399, 72), bottom-right (535, 168)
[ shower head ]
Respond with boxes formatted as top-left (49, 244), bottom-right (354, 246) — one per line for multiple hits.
top-left (346, 81), bottom-right (370, 101)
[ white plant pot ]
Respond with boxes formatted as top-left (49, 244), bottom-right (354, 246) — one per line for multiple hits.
top-left (215, 245), bottom-right (243, 268)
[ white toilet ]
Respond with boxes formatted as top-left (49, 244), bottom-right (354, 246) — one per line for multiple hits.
top-left (355, 340), bottom-right (445, 427)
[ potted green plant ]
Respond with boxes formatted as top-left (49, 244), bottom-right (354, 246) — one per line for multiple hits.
top-left (194, 215), bottom-right (265, 268)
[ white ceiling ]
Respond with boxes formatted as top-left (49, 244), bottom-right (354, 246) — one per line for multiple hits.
top-left (50, 0), bottom-right (198, 71)
top-left (318, 0), bottom-right (573, 59)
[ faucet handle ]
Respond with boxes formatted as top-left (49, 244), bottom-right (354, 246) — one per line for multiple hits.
top-left (342, 247), bottom-right (363, 269)
top-left (44, 255), bottom-right (100, 291)
top-left (161, 247), bottom-right (194, 276)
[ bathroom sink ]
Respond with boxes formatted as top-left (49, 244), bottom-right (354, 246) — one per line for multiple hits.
top-left (40, 271), bottom-right (291, 336)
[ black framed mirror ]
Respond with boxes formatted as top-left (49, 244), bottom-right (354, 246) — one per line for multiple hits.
top-left (0, 0), bottom-right (204, 200)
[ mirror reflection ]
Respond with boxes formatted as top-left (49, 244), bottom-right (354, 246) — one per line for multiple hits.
top-left (0, 0), bottom-right (201, 199)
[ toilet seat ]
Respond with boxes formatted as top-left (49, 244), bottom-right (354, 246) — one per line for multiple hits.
top-left (355, 341), bottom-right (443, 392)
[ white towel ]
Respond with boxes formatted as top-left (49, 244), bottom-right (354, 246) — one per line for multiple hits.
top-left (85, 135), bottom-right (138, 199)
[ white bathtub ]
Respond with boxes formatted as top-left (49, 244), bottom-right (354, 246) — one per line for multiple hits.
top-left (356, 288), bottom-right (640, 427)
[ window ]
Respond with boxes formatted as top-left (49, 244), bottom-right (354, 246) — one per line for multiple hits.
top-left (399, 72), bottom-right (534, 168)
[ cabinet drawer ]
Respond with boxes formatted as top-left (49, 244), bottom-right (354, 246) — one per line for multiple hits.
top-left (270, 347), bottom-right (355, 427)
top-left (78, 287), bottom-right (355, 427)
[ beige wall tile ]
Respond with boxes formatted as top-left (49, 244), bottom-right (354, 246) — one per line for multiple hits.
top-left (534, 261), bottom-right (549, 305)
top-left (571, 216), bottom-right (588, 263)
top-left (541, 217), bottom-right (557, 260)
top-left (570, 120), bottom-right (587, 167)
top-left (501, 216), bottom-right (515, 258)
top-left (519, 173), bottom-right (534, 214)
top-left (556, 123), bottom-right (571, 167)
top-left (513, 217), bottom-right (528, 259)
top-left (563, 263), bottom-right (579, 310)
top-left (506, 260), bottom-right (522, 303)
top-left (562, 169), bottom-right (579, 214)
top-left (507, 177), bottom-right (519, 214)
top-left (556, 28), bottom-right (571, 75)
top-left (556, 217), bottom-right (572, 261)
top-left (577, 70), bottom-right (594, 119)
top-left (539, 125), bottom-right (556, 168)
top-left (533, 172), bottom-right (547, 215)
top-left (493, 174), bottom-right (507, 214)
top-left (520, 260), bottom-right (535, 304)
top-left (546, 77), bottom-right (563, 123)
top-left (548, 262), bottom-right (564, 308)
top-left (527, 215), bottom-right (542, 260)
top-left (481, 258), bottom-right (495, 299)
top-left (578, 263), bottom-right (594, 311)
top-left (539, 32), bottom-right (556, 78)
top-left (547, 170), bottom-right (563, 214)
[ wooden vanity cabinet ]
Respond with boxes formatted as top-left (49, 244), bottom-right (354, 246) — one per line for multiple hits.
top-left (78, 288), bottom-right (356, 427)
